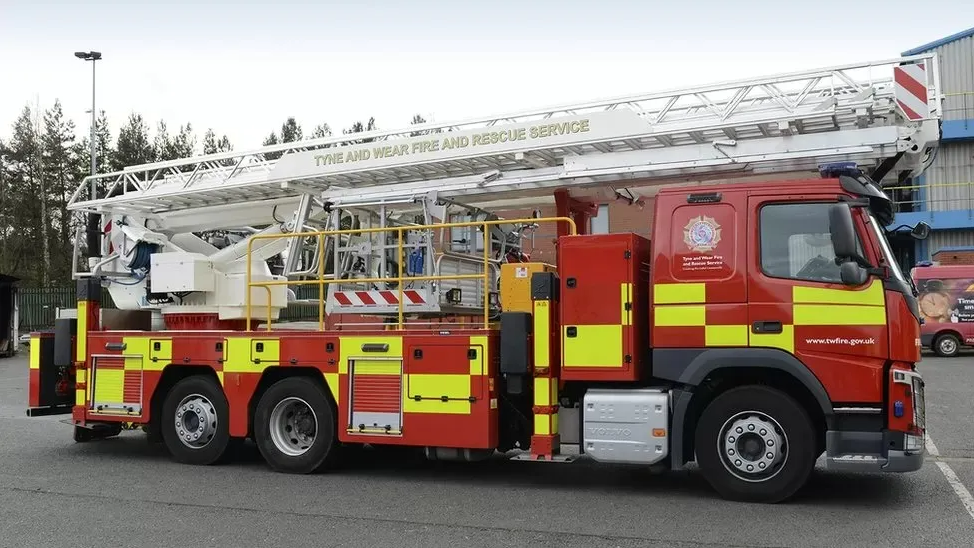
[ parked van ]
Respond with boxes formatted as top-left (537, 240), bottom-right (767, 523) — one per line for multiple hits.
top-left (911, 263), bottom-right (974, 356)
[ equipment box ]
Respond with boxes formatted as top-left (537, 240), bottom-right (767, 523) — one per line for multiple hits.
top-left (558, 233), bottom-right (651, 382)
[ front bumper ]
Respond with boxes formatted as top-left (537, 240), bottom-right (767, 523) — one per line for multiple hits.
top-left (824, 430), bottom-right (924, 473)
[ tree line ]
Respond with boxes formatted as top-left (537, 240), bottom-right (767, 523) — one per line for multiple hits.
top-left (0, 99), bottom-right (425, 287)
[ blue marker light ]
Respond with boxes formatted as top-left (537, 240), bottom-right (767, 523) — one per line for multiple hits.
top-left (894, 401), bottom-right (904, 418)
top-left (818, 161), bottom-right (863, 179)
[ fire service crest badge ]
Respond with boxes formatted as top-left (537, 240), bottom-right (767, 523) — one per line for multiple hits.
top-left (683, 215), bottom-right (721, 253)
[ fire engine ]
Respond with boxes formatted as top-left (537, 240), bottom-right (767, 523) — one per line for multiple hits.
top-left (27, 54), bottom-right (939, 503)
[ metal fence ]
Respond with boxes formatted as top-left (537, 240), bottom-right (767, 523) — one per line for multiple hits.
top-left (888, 181), bottom-right (974, 214)
top-left (17, 284), bottom-right (325, 333)
top-left (944, 91), bottom-right (974, 122)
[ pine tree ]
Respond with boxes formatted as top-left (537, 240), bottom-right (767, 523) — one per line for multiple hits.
top-left (114, 113), bottom-right (155, 171)
top-left (202, 128), bottom-right (234, 166)
top-left (311, 123), bottom-right (332, 139)
top-left (343, 117), bottom-right (377, 144)
top-left (262, 131), bottom-right (282, 161)
top-left (202, 128), bottom-right (232, 155)
top-left (154, 120), bottom-right (174, 161)
top-left (280, 117), bottom-right (302, 143)
top-left (409, 114), bottom-right (439, 136)
top-left (155, 121), bottom-right (197, 162)
top-left (0, 138), bottom-right (12, 273)
top-left (41, 100), bottom-right (83, 282)
top-left (5, 106), bottom-right (46, 285)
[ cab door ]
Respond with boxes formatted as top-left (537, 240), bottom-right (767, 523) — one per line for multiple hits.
top-left (746, 196), bottom-right (889, 403)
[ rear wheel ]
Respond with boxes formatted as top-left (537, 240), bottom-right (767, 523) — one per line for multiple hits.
top-left (934, 333), bottom-right (961, 357)
top-left (694, 385), bottom-right (816, 503)
top-left (160, 375), bottom-right (233, 465)
top-left (254, 377), bottom-right (338, 474)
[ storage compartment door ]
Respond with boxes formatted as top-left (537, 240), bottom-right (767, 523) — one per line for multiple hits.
top-left (90, 353), bottom-right (143, 416)
top-left (560, 235), bottom-right (632, 378)
top-left (348, 358), bottom-right (403, 435)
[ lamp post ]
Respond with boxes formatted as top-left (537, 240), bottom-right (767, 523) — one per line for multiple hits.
top-left (75, 51), bottom-right (102, 258)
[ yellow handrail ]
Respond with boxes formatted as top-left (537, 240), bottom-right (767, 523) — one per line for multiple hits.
top-left (245, 216), bottom-right (577, 331)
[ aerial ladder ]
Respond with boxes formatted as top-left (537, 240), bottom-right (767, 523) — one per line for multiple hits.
top-left (66, 54), bottom-right (943, 328)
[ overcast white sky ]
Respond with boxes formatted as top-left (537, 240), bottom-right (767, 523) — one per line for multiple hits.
top-left (1, 0), bottom-right (972, 153)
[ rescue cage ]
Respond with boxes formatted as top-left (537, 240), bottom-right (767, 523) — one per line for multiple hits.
top-left (244, 216), bottom-right (578, 331)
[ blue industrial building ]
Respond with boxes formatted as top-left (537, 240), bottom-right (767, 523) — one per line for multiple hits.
top-left (891, 27), bottom-right (974, 267)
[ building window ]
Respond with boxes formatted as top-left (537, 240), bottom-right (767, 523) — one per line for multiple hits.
top-left (759, 202), bottom-right (859, 283)
top-left (590, 204), bottom-right (609, 234)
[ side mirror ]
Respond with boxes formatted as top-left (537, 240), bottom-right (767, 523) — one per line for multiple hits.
top-left (911, 221), bottom-right (931, 241)
top-left (840, 261), bottom-right (868, 286)
top-left (828, 203), bottom-right (859, 259)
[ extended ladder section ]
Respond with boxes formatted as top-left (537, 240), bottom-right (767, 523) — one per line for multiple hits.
top-left (66, 54), bottom-right (944, 321)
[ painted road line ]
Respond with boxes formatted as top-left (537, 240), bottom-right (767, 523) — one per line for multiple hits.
top-left (927, 434), bottom-right (974, 522)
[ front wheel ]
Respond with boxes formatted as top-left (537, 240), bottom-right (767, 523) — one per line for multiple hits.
top-left (934, 333), bottom-right (961, 357)
top-left (254, 377), bottom-right (338, 474)
top-left (694, 385), bottom-right (816, 503)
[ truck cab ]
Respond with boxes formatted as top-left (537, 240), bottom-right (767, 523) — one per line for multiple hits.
top-left (548, 163), bottom-right (929, 502)
top-left (642, 164), bottom-right (928, 500)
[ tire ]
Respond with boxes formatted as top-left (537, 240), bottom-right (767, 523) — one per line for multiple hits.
top-left (253, 377), bottom-right (338, 474)
top-left (694, 385), bottom-right (816, 503)
top-left (160, 375), bottom-right (233, 465)
top-left (73, 426), bottom-right (94, 443)
top-left (934, 333), bottom-right (961, 357)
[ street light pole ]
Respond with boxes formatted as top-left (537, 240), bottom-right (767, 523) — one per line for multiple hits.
top-left (90, 57), bottom-right (96, 177)
top-left (75, 51), bottom-right (102, 259)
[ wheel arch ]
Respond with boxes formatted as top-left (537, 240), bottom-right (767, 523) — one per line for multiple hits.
top-left (247, 367), bottom-right (337, 439)
top-left (149, 364), bottom-right (221, 442)
top-left (656, 348), bottom-right (833, 469)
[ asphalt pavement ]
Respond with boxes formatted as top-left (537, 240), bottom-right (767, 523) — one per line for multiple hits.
top-left (0, 349), bottom-right (972, 548)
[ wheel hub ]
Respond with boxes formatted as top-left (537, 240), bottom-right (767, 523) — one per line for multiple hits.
top-left (719, 411), bottom-right (787, 482)
top-left (175, 394), bottom-right (218, 449)
top-left (269, 397), bottom-right (318, 457)
top-left (941, 338), bottom-right (957, 353)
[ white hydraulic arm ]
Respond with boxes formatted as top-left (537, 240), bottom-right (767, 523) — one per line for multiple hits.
top-left (64, 53), bottom-right (943, 321)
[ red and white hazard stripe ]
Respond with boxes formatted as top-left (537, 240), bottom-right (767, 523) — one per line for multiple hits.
top-left (331, 289), bottom-right (428, 307)
top-left (104, 220), bottom-right (114, 254)
top-left (893, 63), bottom-right (930, 121)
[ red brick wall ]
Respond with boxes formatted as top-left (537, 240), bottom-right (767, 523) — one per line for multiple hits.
top-left (932, 250), bottom-right (974, 265)
top-left (488, 198), bottom-right (656, 264)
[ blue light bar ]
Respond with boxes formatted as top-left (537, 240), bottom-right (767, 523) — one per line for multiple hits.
top-left (818, 162), bottom-right (863, 179)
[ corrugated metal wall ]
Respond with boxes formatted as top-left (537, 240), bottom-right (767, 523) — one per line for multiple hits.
top-left (931, 33), bottom-right (974, 121)
top-left (924, 141), bottom-right (974, 211)
top-left (927, 229), bottom-right (974, 256)
top-left (908, 34), bottom-right (974, 215)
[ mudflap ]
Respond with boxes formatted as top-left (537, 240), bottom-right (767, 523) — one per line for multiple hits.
top-left (62, 420), bottom-right (124, 442)
top-left (25, 321), bottom-right (76, 418)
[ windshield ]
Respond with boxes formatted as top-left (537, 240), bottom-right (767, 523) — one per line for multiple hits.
top-left (866, 213), bottom-right (908, 284)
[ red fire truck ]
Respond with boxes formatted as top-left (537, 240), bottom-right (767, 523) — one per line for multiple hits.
top-left (27, 54), bottom-right (939, 503)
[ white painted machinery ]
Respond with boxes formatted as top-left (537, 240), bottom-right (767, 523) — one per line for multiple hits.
top-left (66, 54), bottom-right (943, 327)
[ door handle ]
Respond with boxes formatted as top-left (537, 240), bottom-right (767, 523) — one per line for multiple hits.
top-left (752, 321), bottom-right (782, 334)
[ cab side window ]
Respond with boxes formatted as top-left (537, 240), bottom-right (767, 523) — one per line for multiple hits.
top-left (760, 202), bottom-right (859, 284)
